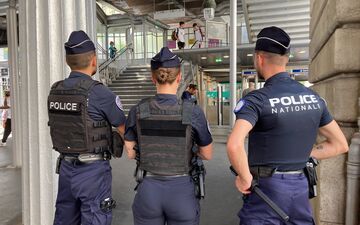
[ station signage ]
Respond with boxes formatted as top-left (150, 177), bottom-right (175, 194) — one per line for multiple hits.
top-left (242, 70), bottom-right (257, 76)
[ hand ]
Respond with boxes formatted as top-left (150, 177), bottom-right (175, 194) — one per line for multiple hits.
top-left (235, 174), bottom-right (253, 194)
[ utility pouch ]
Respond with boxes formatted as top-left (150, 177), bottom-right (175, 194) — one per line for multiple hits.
top-left (304, 157), bottom-right (319, 199)
top-left (111, 131), bottom-right (124, 158)
top-left (56, 156), bottom-right (62, 174)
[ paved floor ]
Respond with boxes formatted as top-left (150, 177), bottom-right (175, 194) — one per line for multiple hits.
top-left (0, 136), bottom-right (22, 225)
top-left (111, 143), bottom-right (243, 225)
top-left (0, 139), bottom-right (243, 225)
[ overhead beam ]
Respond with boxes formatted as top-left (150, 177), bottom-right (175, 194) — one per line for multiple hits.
top-left (96, 3), bottom-right (107, 25)
top-left (241, 0), bottom-right (252, 43)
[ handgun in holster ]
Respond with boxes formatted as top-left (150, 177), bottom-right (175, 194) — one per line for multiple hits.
top-left (304, 157), bottom-right (319, 199)
top-left (133, 145), bottom-right (146, 190)
top-left (190, 151), bottom-right (206, 199)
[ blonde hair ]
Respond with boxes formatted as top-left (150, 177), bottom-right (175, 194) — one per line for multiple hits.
top-left (151, 67), bottom-right (180, 84)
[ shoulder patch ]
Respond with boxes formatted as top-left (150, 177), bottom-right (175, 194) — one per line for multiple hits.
top-left (115, 96), bottom-right (124, 111)
top-left (234, 99), bottom-right (245, 113)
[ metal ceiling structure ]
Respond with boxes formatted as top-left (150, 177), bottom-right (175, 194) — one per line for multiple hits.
top-left (242, 0), bottom-right (310, 45)
top-left (102, 0), bottom-right (242, 24)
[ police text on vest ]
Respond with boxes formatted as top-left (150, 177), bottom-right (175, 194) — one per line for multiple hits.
top-left (49, 101), bottom-right (79, 112)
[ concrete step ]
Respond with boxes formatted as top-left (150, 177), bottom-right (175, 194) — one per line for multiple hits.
top-left (113, 90), bottom-right (157, 95)
top-left (110, 81), bottom-right (154, 86)
top-left (115, 74), bottom-right (151, 80)
top-left (121, 71), bottom-right (151, 75)
top-left (125, 67), bottom-right (151, 72)
top-left (109, 86), bottom-right (155, 90)
top-left (111, 78), bottom-right (153, 83)
top-left (115, 76), bottom-right (152, 81)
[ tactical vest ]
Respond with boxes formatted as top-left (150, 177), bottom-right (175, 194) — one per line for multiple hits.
top-left (47, 79), bottom-right (112, 154)
top-left (136, 98), bottom-right (194, 175)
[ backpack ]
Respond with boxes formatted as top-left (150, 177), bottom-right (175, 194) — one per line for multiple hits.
top-left (171, 28), bottom-right (178, 41)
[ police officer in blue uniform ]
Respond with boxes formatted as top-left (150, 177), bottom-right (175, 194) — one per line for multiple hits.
top-left (227, 26), bottom-right (349, 225)
top-left (48, 30), bottom-right (126, 225)
top-left (124, 47), bottom-right (213, 225)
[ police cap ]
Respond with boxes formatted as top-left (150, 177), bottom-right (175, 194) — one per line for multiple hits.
top-left (255, 26), bottom-right (291, 55)
top-left (151, 47), bottom-right (181, 70)
top-left (64, 30), bottom-right (96, 55)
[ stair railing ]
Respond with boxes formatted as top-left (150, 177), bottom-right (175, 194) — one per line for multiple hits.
top-left (98, 43), bottom-right (133, 85)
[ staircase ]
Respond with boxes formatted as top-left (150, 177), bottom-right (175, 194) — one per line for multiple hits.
top-left (108, 65), bottom-right (156, 115)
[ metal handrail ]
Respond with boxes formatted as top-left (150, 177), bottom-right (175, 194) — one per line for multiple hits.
top-left (97, 42), bottom-right (107, 55)
top-left (99, 43), bottom-right (133, 72)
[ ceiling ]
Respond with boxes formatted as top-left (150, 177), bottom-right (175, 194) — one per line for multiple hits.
top-left (242, 0), bottom-right (310, 45)
top-left (173, 42), bottom-right (309, 68)
top-left (102, 0), bottom-right (242, 24)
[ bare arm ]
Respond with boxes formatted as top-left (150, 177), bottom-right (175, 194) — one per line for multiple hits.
top-left (310, 120), bottom-right (349, 160)
top-left (0, 97), bottom-right (9, 109)
top-left (227, 119), bottom-right (253, 194)
top-left (116, 124), bottom-right (125, 139)
top-left (124, 140), bottom-right (137, 159)
top-left (198, 143), bottom-right (213, 160)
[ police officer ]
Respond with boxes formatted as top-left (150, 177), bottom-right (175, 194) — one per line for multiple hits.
top-left (124, 47), bottom-right (213, 225)
top-left (227, 26), bottom-right (349, 225)
top-left (182, 84), bottom-right (198, 104)
top-left (48, 30), bottom-right (126, 225)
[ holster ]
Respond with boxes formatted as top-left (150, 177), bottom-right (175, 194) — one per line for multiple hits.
top-left (110, 131), bottom-right (124, 158)
top-left (191, 157), bottom-right (206, 199)
top-left (303, 157), bottom-right (319, 199)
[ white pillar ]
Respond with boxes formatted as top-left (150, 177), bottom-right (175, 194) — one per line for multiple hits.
top-left (229, 0), bottom-right (238, 127)
top-left (19, 0), bottom-right (97, 224)
top-left (7, 0), bottom-right (21, 167)
top-left (143, 21), bottom-right (147, 64)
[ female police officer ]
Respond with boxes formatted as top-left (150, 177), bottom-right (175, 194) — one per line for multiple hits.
top-left (124, 47), bottom-right (213, 225)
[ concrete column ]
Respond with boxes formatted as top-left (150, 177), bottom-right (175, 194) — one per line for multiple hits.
top-left (105, 26), bottom-right (109, 60)
top-left (309, 0), bottom-right (360, 224)
top-left (229, 0), bottom-right (237, 127)
top-left (19, 0), bottom-right (97, 224)
top-left (143, 22), bottom-right (147, 64)
top-left (7, 0), bottom-right (21, 167)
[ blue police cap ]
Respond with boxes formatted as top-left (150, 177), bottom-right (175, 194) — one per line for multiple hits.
top-left (255, 26), bottom-right (291, 55)
top-left (64, 30), bottom-right (96, 55)
top-left (151, 47), bottom-right (181, 70)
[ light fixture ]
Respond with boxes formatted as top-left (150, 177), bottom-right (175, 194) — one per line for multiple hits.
top-left (201, 56), bottom-right (207, 60)
top-left (223, 55), bottom-right (229, 58)
top-left (298, 50), bottom-right (306, 54)
top-left (247, 53), bottom-right (253, 57)
top-left (289, 54), bottom-right (294, 58)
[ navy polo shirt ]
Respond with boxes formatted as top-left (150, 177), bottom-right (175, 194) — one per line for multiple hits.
top-left (234, 72), bottom-right (333, 170)
top-left (125, 94), bottom-right (212, 147)
top-left (181, 91), bottom-right (192, 101)
top-left (63, 71), bottom-right (126, 127)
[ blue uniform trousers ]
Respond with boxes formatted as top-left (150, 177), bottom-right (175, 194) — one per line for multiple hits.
top-left (53, 160), bottom-right (112, 225)
top-left (133, 176), bottom-right (200, 225)
top-left (239, 173), bottom-right (314, 225)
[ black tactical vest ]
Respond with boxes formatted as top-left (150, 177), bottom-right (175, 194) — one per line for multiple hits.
top-left (136, 98), bottom-right (194, 175)
top-left (47, 79), bottom-right (112, 154)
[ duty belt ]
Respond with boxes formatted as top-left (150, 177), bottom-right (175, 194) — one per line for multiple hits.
top-left (250, 166), bottom-right (303, 178)
top-left (61, 153), bottom-right (110, 165)
top-left (146, 172), bottom-right (189, 179)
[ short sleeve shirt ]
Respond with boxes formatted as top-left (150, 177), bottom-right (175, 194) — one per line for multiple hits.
top-left (234, 72), bottom-right (333, 170)
top-left (63, 72), bottom-right (126, 127)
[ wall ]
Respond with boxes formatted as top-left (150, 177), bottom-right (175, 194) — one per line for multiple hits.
top-left (309, 0), bottom-right (360, 224)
